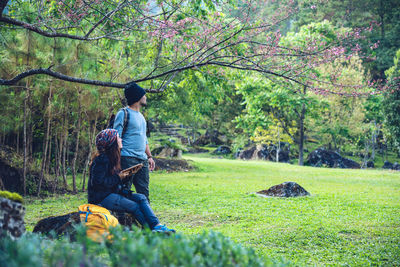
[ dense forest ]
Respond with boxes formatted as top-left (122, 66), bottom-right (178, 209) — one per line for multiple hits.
top-left (0, 0), bottom-right (399, 196)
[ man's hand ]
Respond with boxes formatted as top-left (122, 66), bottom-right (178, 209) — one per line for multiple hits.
top-left (148, 157), bottom-right (155, 171)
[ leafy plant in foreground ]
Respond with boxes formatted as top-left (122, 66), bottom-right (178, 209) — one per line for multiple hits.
top-left (0, 225), bottom-right (287, 267)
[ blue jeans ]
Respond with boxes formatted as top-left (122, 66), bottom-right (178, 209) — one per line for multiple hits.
top-left (99, 193), bottom-right (159, 229)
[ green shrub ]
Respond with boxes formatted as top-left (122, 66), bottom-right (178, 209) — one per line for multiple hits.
top-left (0, 225), bottom-right (287, 267)
top-left (161, 140), bottom-right (188, 152)
top-left (0, 226), bottom-right (107, 267)
top-left (107, 227), bottom-right (276, 267)
top-left (0, 190), bottom-right (23, 203)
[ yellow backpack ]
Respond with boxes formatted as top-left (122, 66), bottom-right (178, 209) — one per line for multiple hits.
top-left (78, 204), bottom-right (119, 242)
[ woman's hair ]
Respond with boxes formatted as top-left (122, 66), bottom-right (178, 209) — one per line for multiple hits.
top-left (90, 139), bottom-right (121, 175)
top-left (105, 140), bottom-right (121, 175)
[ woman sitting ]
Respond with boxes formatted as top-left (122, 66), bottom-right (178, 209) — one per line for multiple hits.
top-left (88, 129), bottom-right (175, 233)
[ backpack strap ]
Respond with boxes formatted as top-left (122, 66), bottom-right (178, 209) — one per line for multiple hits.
top-left (79, 206), bottom-right (109, 222)
top-left (121, 107), bottom-right (130, 137)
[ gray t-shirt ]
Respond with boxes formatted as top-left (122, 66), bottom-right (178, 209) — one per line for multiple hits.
top-left (113, 108), bottom-right (148, 160)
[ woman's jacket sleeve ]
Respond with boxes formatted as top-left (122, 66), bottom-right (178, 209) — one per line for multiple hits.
top-left (90, 157), bottom-right (121, 189)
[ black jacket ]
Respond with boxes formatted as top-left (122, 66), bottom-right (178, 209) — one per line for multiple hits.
top-left (88, 154), bottom-right (121, 204)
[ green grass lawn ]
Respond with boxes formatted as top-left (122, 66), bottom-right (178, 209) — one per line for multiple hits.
top-left (25, 155), bottom-right (400, 266)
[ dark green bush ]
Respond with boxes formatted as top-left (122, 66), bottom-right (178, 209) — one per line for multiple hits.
top-left (0, 225), bottom-right (288, 267)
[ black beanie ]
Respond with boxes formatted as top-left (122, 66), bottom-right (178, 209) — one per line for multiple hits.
top-left (124, 82), bottom-right (146, 105)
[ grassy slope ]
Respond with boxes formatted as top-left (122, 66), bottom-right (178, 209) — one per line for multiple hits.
top-left (25, 155), bottom-right (400, 266)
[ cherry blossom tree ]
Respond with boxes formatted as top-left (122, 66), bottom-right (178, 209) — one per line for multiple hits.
top-left (0, 0), bottom-right (383, 93)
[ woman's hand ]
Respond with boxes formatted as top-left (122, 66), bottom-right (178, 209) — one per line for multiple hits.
top-left (118, 171), bottom-right (130, 180)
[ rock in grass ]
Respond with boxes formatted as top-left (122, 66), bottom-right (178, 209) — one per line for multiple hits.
top-left (306, 148), bottom-right (360, 169)
top-left (212, 145), bottom-right (231, 155)
top-left (33, 212), bottom-right (139, 238)
top-left (366, 161), bottom-right (375, 168)
top-left (153, 158), bottom-right (193, 172)
top-left (392, 162), bottom-right (400, 171)
top-left (237, 144), bottom-right (290, 162)
top-left (0, 196), bottom-right (26, 239)
top-left (33, 212), bottom-right (81, 238)
top-left (383, 161), bottom-right (393, 169)
top-left (257, 182), bottom-right (310, 197)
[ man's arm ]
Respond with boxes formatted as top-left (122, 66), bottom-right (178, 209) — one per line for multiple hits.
top-left (145, 144), bottom-right (155, 171)
top-left (113, 110), bottom-right (124, 137)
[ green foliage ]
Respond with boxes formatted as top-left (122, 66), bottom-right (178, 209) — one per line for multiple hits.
top-left (251, 125), bottom-right (295, 145)
top-left (383, 49), bottom-right (400, 152)
top-left (0, 225), bottom-right (275, 267)
top-left (0, 226), bottom-right (104, 267)
top-left (293, 0), bottom-right (400, 79)
top-left (310, 56), bottom-right (372, 152)
top-left (0, 190), bottom-right (23, 203)
top-left (160, 139), bottom-right (188, 152)
top-left (107, 227), bottom-right (273, 267)
top-left (235, 74), bottom-right (321, 141)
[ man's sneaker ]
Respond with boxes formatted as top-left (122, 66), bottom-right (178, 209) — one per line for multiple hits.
top-left (152, 224), bottom-right (176, 233)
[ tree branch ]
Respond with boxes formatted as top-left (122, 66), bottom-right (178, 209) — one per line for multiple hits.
top-left (84, 0), bottom-right (128, 38)
top-left (0, 68), bottom-right (125, 88)
top-left (0, 16), bottom-right (101, 40)
top-left (0, 57), bottom-right (310, 91)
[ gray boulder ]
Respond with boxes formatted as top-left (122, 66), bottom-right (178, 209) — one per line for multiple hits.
top-left (192, 130), bottom-right (224, 146)
top-left (392, 162), bottom-right (400, 171)
top-left (187, 147), bottom-right (208, 153)
top-left (238, 146), bottom-right (257, 160)
top-left (238, 144), bottom-right (290, 162)
top-left (0, 197), bottom-right (25, 239)
top-left (157, 147), bottom-right (182, 158)
top-left (257, 182), bottom-right (310, 197)
top-left (33, 212), bottom-right (140, 239)
top-left (383, 161), bottom-right (393, 169)
top-left (306, 148), bottom-right (360, 169)
top-left (212, 145), bottom-right (231, 155)
top-left (153, 158), bottom-right (193, 172)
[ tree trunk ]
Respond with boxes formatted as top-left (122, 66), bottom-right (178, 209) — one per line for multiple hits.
top-left (298, 107), bottom-right (305, 166)
top-left (276, 125), bottom-right (280, 163)
top-left (16, 129), bottom-right (19, 154)
top-left (37, 86), bottom-right (52, 196)
top-left (25, 30), bottom-right (33, 165)
top-left (371, 120), bottom-right (377, 161)
top-left (53, 134), bottom-right (62, 193)
top-left (46, 129), bottom-right (52, 175)
top-left (23, 88), bottom-right (28, 196)
top-left (55, 131), bottom-right (63, 178)
top-left (82, 116), bottom-right (97, 192)
top-left (71, 101), bottom-right (81, 193)
top-left (298, 86), bottom-right (307, 166)
top-left (362, 139), bottom-right (370, 169)
top-left (62, 116), bottom-right (69, 190)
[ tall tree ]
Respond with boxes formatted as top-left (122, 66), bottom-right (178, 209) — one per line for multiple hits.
top-left (383, 49), bottom-right (400, 153)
